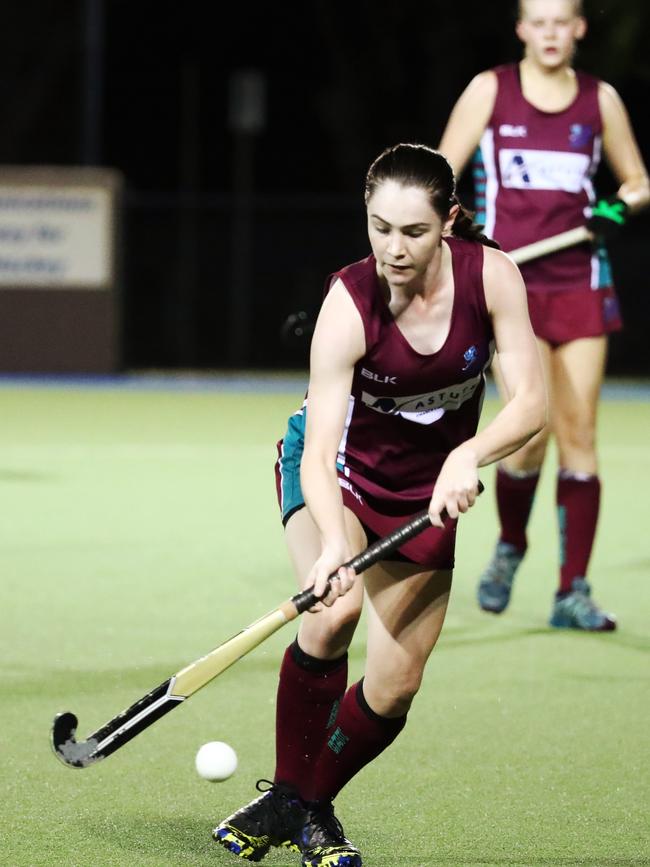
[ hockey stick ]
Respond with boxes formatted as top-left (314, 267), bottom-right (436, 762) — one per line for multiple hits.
top-left (51, 485), bottom-right (481, 768)
top-left (508, 226), bottom-right (592, 265)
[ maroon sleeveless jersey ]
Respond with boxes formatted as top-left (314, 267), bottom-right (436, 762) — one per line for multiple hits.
top-left (473, 63), bottom-right (611, 294)
top-left (327, 237), bottom-right (494, 514)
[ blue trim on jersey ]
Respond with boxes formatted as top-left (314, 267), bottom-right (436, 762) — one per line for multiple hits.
top-left (472, 147), bottom-right (487, 226)
top-left (595, 244), bottom-right (613, 288)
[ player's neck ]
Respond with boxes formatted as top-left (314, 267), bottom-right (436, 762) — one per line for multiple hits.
top-left (519, 58), bottom-right (577, 112)
top-left (380, 241), bottom-right (448, 309)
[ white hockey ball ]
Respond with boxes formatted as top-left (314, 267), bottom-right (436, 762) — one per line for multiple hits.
top-left (195, 741), bottom-right (238, 782)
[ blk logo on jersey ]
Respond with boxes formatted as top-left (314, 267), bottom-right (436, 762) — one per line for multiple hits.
top-left (361, 367), bottom-right (397, 385)
top-left (499, 124), bottom-right (528, 138)
top-left (338, 477), bottom-right (364, 505)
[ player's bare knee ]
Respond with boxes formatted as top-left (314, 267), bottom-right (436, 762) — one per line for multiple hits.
top-left (366, 669), bottom-right (423, 717)
top-left (298, 607), bottom-right (361, 659)
top-left (557, 423), bottom-right (596, 458)
top-left (385, 685), bottom-right (419, 717)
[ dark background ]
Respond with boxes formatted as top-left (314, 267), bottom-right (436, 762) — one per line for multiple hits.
top-left (2, 0), bottom-right (649, 372)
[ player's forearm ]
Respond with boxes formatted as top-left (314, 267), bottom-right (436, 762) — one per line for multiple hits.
top-left (463, 389), bottom-right (546, 467)
top-left (617, 174), bottom-right (650, 213)
top-left (300, 450), bottom-right (348, 550)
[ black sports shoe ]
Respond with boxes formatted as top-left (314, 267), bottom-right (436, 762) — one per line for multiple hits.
top-left (300, 801), bottom-right (362, 867)
top-left (213, 779), bottom-right (306, 861)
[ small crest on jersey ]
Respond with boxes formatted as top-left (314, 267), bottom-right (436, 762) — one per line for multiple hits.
top-left (499, 124), bottom-right (527, 138)
top-left (462, 345), bottom-right (478, 371)
top-left (569, 123), bottom-right (593, 148)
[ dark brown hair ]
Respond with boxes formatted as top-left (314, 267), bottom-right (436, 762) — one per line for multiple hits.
top-left (365, 143), bottom-right (499, 248)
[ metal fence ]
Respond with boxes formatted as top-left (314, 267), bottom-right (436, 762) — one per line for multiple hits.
top-left (121, 192), bottom-right (650, 376)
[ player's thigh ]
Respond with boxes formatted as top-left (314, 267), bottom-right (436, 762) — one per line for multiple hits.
top-left (285, 505), bottom-right (366, 655)
top-left (551, 336), bottom-right (607, 444)
top-left (284, 505), bottom-right (367, 589)
top-left (363, 562), bottom-right (452, 707)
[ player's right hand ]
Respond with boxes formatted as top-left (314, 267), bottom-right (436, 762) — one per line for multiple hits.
top-left (428, 446), bottom-right (480, 528)
top-left (587, 195), bottom-right (628, 241)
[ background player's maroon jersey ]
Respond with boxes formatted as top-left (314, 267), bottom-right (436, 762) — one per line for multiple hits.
top-left (473, 63), bottom-right (612, 294)
top-left (328, 237), bottom-right (494, 515)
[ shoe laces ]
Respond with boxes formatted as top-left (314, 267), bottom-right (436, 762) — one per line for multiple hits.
top-left (255, 779), bottom-right (297, 796)
top-left (255, 780), bottom-right (304, 818)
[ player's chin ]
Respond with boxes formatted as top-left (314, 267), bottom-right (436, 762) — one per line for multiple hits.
top-left (539, 50), bottom-right (569, 68)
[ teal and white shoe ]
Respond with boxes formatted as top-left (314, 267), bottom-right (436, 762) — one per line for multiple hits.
top-left (477, 541), bottom-right (525, 614)
top-left (549, 578), bottom-right (617, 631)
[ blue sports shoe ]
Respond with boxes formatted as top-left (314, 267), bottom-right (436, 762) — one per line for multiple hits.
top-left (549, 578), bottom-right (617, 631)
top-left (477, 541), bottom-right (525, 613)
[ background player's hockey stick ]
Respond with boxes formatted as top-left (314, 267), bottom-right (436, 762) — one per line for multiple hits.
top-left (51, 483), bottom-right (481, 769)
top-left (508, 225), bottom-right (592, 265)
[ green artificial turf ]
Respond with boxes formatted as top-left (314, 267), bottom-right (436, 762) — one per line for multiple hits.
top-left (1, 379), bottom-right (648, 867)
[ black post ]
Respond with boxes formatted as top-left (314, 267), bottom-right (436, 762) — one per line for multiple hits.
top-left (227, 70), bottom-right (266, 366)
top-left (82, 0), bottom-right (105, 165)
top-left (174, 59), bottom-right (201, 365)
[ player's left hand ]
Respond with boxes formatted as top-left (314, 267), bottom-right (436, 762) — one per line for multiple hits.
top-left (306, 543), bottom-right (357, 612)
top-left (587, 195), bottom-right (628, 241)
top-left (428, 447), bottom-right (480, 528)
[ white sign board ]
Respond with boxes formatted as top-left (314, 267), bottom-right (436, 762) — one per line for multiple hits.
top-left (0, 179), bottom-right (115, 289)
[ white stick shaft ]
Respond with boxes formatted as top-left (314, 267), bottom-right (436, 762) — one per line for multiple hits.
top-left (509, 226), bottom-right (592, 265)
top-left (170, 601), bottom-right (298, 698)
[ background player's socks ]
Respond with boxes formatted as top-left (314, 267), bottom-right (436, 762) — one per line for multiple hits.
top-left (303, 679), bottom-right (406, 802)
top-left (274, 641), bottom-right (347, 792)
top-left (556, 470), bottom-right (601, 594)
top-left (496, 464), bottom-right (541, 552)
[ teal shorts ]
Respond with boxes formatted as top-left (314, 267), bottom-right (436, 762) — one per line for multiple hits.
top-left (275, 410), bottom-right (307, 526)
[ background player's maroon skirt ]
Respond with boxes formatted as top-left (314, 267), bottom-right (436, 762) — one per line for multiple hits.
top-left (526, 286), bottom-right (622, 346)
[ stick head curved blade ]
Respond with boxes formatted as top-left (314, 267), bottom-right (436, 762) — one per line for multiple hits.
top-left (51, 712), bottom-right (98, 768)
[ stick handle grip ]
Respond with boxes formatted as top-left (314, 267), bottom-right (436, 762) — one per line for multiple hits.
top-left (291, 481), bottom-right (483, 614)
